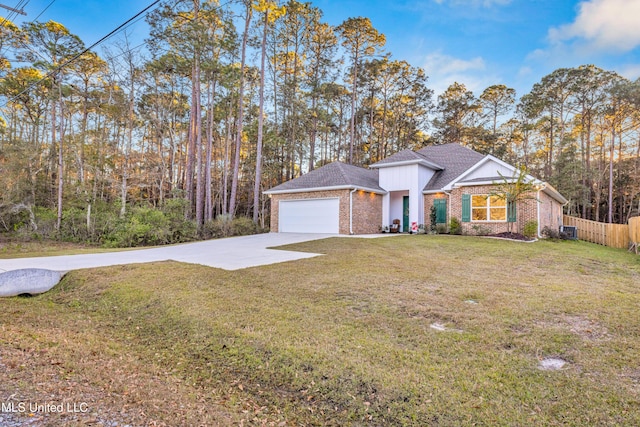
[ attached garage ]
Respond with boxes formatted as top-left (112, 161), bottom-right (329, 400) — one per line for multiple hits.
top-left (279, 198), bottom-right (340, 233)
top-left (264, 161), bottom-right (385, 234)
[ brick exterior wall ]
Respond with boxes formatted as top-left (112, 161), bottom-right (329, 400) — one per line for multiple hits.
top-left (423, 185), bottom-right (545, 236)
top-left (269, 189), bottom-right (382, 234)
top-left (351, 190), bottom-right (383, 234)
top-left (271, 185), bottom-right (561, 236)
top-left (538, 191), bottom-right (563, 232)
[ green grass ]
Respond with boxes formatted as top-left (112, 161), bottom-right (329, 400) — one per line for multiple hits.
top-left (0, 240), bottom-right (137, 258)
top-left (2, 236), bottom-right (640, 426)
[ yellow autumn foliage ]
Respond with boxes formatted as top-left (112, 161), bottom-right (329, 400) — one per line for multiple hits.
top-left (44, 20), bottom-right (70, 35)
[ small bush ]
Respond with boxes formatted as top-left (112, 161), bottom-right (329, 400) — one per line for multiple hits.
top-left (429, 205), bottom-right (437, 232)
top-left (100, 200), bottom-right (199, 248)
top-left (33, 207), bottom-right (58, 239)
top-left (523, 220), bottom-right (538, 238)
top-left (541, 226), bottom-right (559, 239)
top-left (541, 226), bottom-right (570, 240)
top-left (103, 207), bottom-right (171, 247)
top-left (59, 207), bottom-right (91, 242)
top-left (232, 216), bottom-right (261, 236)
top-left (449, 217), bottom-right (462, 235)
top-left (435, 223), bottom-right (448, 234)
top-left (0, 207), bottom-right (31, 233)
top-left (161, 199), bottom-right (197, 243)
top-left (201, 215), bottom-right (263, 240)
top-left (201, 215), bottom-right (232, 239)
top-left (471, 224), bottom-right (491, 236)
top-left (90, 208), bottom-right (120, 243)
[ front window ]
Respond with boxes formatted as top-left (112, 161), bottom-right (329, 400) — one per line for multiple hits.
top-left (471, 194), bottom-right (506, 221)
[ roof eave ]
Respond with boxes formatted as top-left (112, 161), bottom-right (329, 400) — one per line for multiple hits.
top-left (453, 180), bottom-right (501, 187)
top-left (264, 185), bottom-right (387, 195)
top-left (370, 159), bottom-right (444, 170)
top-left (453, 177), bottom-right (536, 187)
top-left (541, 184), bottom-right (568, 204)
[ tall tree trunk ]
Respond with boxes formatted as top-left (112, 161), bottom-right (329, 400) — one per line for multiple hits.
top-left (205, 78), bottom-right (216, 223)
top-left (253, 10), bottom-right (268, 224)
top-left (229, 2), bottom-right (252, 217)
top-left (222, 99), bottom-right (233, 216)
top-left (52, 80), bottom-right (61, 231)
top-left (194, 62), bottom-right (204, 227)
top-left (349, 50), bottom-right (359, 164)
top-left (56, 84), bottom-right (64, 232)
top-left (186, 74), bottom-right (196, 217)
top-left (121, 71), bottom-right (135, 218)
top-left (608, 124), bottom-right (615, 223)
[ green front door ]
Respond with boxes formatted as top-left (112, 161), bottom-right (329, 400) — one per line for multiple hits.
top-left (403, 196), bottom-right (409, 233)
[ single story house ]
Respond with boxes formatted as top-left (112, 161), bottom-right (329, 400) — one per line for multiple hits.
top-left (264, 143), bottom-right (567, 236)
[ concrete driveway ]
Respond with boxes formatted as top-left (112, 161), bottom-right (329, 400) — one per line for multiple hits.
top-left (0, 233), bottom-right (338, 273)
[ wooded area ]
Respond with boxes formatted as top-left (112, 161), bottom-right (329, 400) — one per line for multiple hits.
top-left (1, 0), bottom-right (640, 245)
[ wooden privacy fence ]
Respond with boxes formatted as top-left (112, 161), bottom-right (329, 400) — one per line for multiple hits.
top-left (563, 215), bottom-right (632, 250)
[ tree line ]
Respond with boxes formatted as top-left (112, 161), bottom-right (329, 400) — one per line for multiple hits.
top-left (0, 0), bottom-right (639, 245)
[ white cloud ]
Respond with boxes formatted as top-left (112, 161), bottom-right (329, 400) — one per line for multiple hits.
top-left (549, 0), bottom-right (640, 52)
top-left (423, 51), bottom-right (498, 96)
top-left (425, 51), bottom-right (485, 75)
top-left (618, 64), bottom-right (640, 81)
top-left (517, 66), bottom-right (533, 79)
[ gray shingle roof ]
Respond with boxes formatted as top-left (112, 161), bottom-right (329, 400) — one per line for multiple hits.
top-left (369, 149), bottom-right (443, 169)
top-left (265, 143), bottom-right (485, 194)
top-left (265, 161), bottom-right (384, 193)
top-left (417, 143), bottom-right (485, 191)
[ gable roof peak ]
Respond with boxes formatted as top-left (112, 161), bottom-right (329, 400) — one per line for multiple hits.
top-left (264, 160), bottom-right (384, 194)
top-left (417, 143), bottom-right (486, 192)
top-left (369, 148), bottom-right (444, 170)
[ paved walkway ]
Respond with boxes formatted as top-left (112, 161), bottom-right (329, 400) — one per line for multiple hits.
top-left (0, 233), bottom-right (340, 273)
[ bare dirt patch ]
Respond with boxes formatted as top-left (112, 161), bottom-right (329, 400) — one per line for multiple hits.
top-left (537, 315), bottom-right (611, 341)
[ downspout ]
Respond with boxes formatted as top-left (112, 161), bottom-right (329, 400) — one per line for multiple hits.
top-left (349, 188), bottom-right (357, 235)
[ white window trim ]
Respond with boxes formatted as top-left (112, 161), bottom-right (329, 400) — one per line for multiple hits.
top-left (471, 194), bottom-right (507, 222)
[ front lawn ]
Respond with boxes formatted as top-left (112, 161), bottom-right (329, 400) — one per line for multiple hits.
top-left (1, 236), bottom-right (639, 426)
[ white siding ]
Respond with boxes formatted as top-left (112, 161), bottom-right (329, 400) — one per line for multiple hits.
top-left (379, 164), bottom-right (436, 192)
top-left (389, 191), bottom-right (407, 223)
top-left (379, 164), bottom-right (435, 230)
top-left (464, 160), bottom-right (514, 181)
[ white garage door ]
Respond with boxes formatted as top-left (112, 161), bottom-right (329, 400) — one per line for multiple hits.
top-left (279, 198), bottom-right (340, 233)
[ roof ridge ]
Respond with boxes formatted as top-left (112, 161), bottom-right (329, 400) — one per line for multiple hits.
top-left (413, 150), bottom-right (431, 161)
top-left (335, 161), bottom-right (350, 183)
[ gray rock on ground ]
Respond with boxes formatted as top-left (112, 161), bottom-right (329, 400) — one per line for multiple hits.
top-left (0, 268), bottom-right (64, 297)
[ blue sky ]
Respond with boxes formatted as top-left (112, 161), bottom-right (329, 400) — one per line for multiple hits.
top-left (7, 0), bottom-right (640, 98)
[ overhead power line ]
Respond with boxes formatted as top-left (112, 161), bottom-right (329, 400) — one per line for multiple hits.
top-left (80, 0), bottom-right (161, 53)
top-left (32, 0), bottom-right (55, 22)
top-left (1, 0), bottom-right (162, 107)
